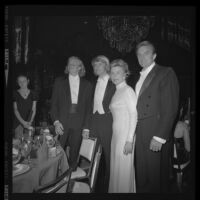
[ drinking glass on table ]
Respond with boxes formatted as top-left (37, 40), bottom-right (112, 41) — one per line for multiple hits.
top-left (21, 139), bottom-right (32, 164)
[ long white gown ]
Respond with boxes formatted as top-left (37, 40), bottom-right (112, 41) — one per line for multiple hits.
top-left (108, 81), bottom-right (137, 193)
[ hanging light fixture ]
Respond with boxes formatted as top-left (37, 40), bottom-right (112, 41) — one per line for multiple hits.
top-left (97, 16), bottom-right (155, 53)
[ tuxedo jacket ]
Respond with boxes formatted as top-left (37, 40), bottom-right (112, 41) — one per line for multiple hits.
top-left (92, 78), bottom-right (116, 113)
top-left (136, 64), bottom-right (179, 141)
top-left (50, 75), bottom-right (93, 131)
top-left (85, 78), bottom-right (116, 129)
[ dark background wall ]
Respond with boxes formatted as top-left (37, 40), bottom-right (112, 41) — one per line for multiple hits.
top-left (4, 7), bottom-right (196, 194)
top-left (7, 6), bottom-right (196, 124)
top-left (31, 15), bottom-right (195, 109)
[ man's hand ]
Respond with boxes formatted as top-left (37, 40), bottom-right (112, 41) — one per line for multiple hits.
top-left (54, 121), bottom-right (64, 135)
top-left (82, 129), bottom-right (90, 139)
top-left (123, 141), bottom-right (133, 155)
top-left (149, 138), bottom-right (162, 152)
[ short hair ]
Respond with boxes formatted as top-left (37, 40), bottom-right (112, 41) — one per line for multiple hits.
top-left (16, 72), bottom-right (29, 82)
top-left (110, 59), bottom-right (130, 77)
top-left (91, 55), bottom-right (110, 72)
top-left (64, 56), bottom-right (86, 77)
top-left (15, 72), bottom-right (30, 89)
top-left (135, 40), bottom-right (156, 55)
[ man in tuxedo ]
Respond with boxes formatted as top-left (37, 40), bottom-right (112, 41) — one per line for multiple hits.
top-left (134, 41), bottom-right (179, 192)
top-left (50, 56), bottom-right (92, 169)
top-left (82, 55), bottom-right (116, 192)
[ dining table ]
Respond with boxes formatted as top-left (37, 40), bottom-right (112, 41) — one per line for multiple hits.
top-left (12, 145), bottom-right (69, 193)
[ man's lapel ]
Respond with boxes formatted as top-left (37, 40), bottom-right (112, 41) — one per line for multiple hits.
top-left (138, 64), bottom-right (158, 98)
top-left (91, 79), bottom-right (98, 109)
top-left (64, 75), bottom-right (71, 103)
top-left (77, 78), bottom-right (83, 104)
top-left (103, 79), bottom-right (112, 102)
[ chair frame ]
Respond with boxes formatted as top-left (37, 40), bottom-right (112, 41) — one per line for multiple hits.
top-left (89, 144), bottom-right (102, 192)
top-left (172, 138), bottom-right (191, 192)
top-left (69, 144), bottom-right (102, 193)
top-left (34, 168), bottom-right (73, 193)
top-left (71, 137), bottom-right (97, 182)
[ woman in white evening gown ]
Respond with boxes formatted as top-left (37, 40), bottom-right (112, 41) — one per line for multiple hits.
top-left (108, 59), bottom-right (137, 193)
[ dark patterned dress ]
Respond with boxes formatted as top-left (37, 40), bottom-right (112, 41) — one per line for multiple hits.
top-left (13, 90), bottom-right (38, 131)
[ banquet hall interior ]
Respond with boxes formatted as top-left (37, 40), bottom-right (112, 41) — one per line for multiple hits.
top-left (5, 5), bottom-right (195, 194)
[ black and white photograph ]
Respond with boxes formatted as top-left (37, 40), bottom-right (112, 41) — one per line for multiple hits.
top-left (4, 5), bottom-right (196, 200)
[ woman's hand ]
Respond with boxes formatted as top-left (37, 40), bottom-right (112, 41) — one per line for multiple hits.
top-left (27, 121), bottom-right (32, 126)
top-left (23, 121), bottom-right (31, 129)
top-left (123, 141), bottom-right (133, 155)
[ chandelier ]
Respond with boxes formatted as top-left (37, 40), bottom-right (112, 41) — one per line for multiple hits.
top-left (97, 16), bottom-right (155, 53)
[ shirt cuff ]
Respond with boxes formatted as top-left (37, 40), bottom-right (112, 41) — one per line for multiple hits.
top-left (153, 136), bottom-right (166, 144)
top-left (53, 120), bottom-right (60, 126)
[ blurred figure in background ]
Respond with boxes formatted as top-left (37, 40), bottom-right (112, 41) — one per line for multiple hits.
top-left (173, 107), bottom-right (191, 164)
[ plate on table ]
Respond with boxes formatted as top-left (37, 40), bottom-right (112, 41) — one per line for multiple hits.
top-left (13, 164), bottom-right (30, 177)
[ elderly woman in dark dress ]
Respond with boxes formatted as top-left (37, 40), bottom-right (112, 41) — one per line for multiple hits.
top-left (13, 73), bottom-right (38, 139)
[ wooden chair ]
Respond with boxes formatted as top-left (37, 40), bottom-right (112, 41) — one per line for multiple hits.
top-left (69, 145), bottom-right (102, 193)
top-left (70, 137), bottom-right (97, 181)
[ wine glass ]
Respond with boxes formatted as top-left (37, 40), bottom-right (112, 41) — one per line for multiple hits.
top-left (34, 135), bottom-right (41, 148)
top-left (21, 139), bottom-right (32, 164)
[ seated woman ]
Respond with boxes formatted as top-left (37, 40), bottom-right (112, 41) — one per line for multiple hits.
top-left (13, 73), bottom-right (38, 139)
top-left (173, 108), bottom-right (190, 165)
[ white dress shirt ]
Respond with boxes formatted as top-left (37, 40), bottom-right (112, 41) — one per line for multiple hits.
top-left (54, 75), bottom-right (80, 126)
top-left (69, 74), bottom-right (80, 104)
top-left (135, 62), bottom-right (166, 144)
top-left (93, 74), bottom-right (109, 114)
top-left (135, 62), bottom-right (155, 97)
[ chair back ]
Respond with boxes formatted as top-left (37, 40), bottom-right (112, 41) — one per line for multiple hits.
top-left (90, 145), bottom-right (102, 192)
top-left (69, 145), bottom-right (102, 193)
top-left (79, 137), bottom-right (97, 161)
top-left (173, 138), bottom-right (190, 171)
top-left (71, 137), bottom-right (97, 180)
top-left (172, 137), bottom-right (191, 192)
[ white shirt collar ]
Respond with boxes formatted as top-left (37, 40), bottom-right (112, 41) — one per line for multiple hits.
top-left (69, 74), bottom-right (79, 80)
top-left (140, 62), bottom-right (155, 76)
top-left (116, 81), bottom-right (126, 89)
top-left (98, 74), bottom-right (109, 82)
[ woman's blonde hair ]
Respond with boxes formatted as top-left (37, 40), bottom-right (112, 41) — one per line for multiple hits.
top-left (110, 59), bottom-right (130, 78)
top-left (91, 55), bottom-right (110, 72)
top-left (64, 56), bottom-right (86, 77)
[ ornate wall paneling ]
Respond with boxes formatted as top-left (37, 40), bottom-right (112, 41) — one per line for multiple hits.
top-left (161, 16), bottom-right (191, 51)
